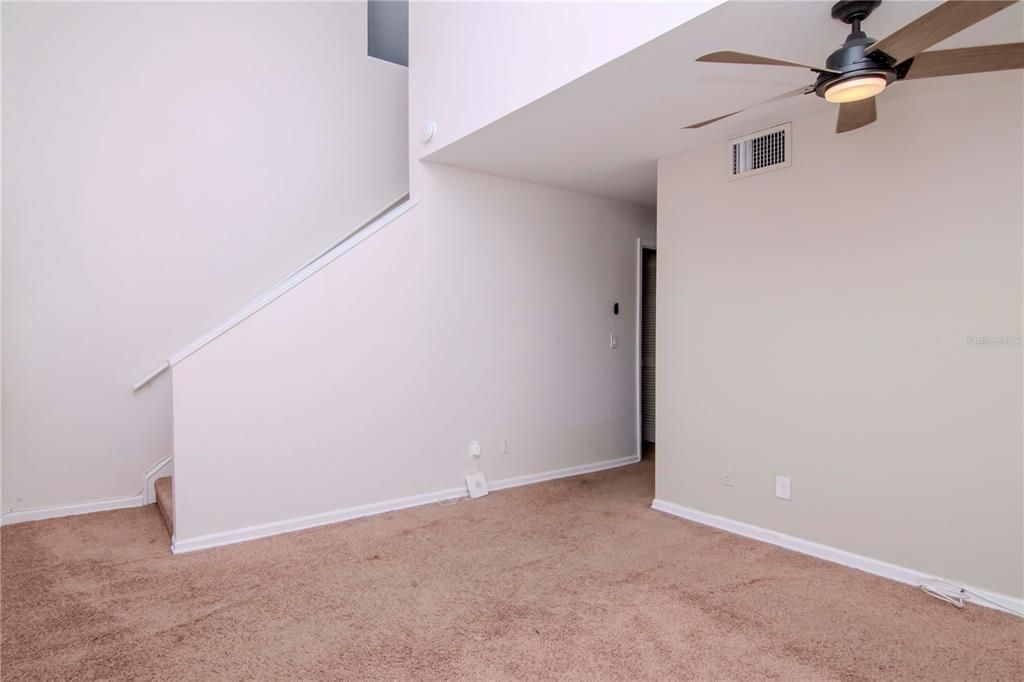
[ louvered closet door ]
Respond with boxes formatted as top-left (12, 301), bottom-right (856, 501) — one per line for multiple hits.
top-left (641, 249), bottom-right (656, 443)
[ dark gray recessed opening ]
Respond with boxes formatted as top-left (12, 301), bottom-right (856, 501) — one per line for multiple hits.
top-left (368, 0), bottom-right (408, 67)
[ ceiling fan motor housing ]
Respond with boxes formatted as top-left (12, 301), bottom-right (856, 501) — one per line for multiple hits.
top-left (685, 0), bottom-right (1022, 133)
top-left (815, 0), bottom-right (899, 98)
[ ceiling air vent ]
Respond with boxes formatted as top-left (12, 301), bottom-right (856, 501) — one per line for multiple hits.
top-left (730, 123), bottom-right (791, 180)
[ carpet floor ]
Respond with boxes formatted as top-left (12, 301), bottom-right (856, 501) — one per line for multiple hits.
top-left (2, 460), bottom-right (1021, 680)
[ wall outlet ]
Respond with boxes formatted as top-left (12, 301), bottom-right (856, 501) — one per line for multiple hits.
top-left (501, 439), bottom-right (511, 454)
top-left (469, 440), bottom-right (481, 458)
top-left (775, 475), bottom-right (791, 500)
top-left (720, 465), bottom-right (735, 487)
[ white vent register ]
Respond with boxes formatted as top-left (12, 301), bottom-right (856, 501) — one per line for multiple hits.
top-left (730, 123), bottom-right (791, 179)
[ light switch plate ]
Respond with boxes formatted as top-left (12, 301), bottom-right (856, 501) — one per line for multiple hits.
top-left (776, 475), bottom-right (791, 500)
top-left (466, 472), bottom-right (489, 499)
top-left (610, 332), bottom-right (619, 349)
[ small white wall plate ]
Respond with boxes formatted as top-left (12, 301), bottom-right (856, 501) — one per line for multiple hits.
top-left (466, 472), bottom-right (489, 499)
top-left (422, 121), bottom-right (437, 143)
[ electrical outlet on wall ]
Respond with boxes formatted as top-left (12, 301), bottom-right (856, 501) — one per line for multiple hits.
top-left (501, 439), bottom-right (511, 454)
top-left (469, 441), bottom-right (481, 458)
top-left (720, 465), bottom-right (735, 487)
top-left (775, 475), bottom-right (791, 500)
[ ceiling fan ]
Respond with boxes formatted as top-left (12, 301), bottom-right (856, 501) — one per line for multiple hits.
top-left (684, 0), bottom-right (1024, 133)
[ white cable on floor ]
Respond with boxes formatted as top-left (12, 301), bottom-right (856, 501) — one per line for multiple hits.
top-left (919, 578), bottom-right (1024, 617)
top-left (919, 582), bottom-right (965, 609)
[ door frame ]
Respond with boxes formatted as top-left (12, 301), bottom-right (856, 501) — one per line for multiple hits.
top-left (635, 238), bottom-right (656, 459)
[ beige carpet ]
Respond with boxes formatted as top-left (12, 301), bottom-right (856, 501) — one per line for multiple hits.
top-left (2, 460), bottom-right (1021, 680)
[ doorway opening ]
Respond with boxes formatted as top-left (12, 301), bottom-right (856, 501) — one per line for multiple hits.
top-left (636, 240), bottom-right (656, 461)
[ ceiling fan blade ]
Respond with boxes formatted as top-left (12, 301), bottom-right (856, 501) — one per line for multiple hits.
top-left (683, 112), bottom-right (744, 129)
top-left (835, 97), bottom-right (877, 134)
top-left (682, 85), bottom-right (813, 129)
top-left (905, 43), bottom-right (1024, 79)
top-left (697, 51), bottom-right (837, 74)
top-left (867, 1), bottom-right (1017, 65)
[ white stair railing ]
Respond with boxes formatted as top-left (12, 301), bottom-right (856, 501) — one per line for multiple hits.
top-left (133, 191), bottom-right (415, 391)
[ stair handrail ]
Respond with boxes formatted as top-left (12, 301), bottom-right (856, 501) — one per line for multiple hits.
top-left (133, 191), bottom-right (415, 391)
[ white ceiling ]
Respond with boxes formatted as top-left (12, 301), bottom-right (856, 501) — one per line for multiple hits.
top-left (425, 0), bottom-right (1023, 206)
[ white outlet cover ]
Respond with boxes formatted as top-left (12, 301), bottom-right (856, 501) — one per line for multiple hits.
top-left (502, 439), bottom-right (511, 454)
top-left (720, 465), bottom-right (735, 487)
top-left (466, 472), bottom-right (489, 499)
top-left (469, 440), bottom-right (481, 458)
top-left (776, 475), bottom-right (791, 500)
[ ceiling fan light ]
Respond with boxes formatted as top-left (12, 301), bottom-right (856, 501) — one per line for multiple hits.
top-left (824, 75), bottom-right (887, 104)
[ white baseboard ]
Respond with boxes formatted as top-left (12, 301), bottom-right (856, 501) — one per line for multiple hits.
top-left (173, 454), bottom-right (640, 554)
top-left (651, 498), bottom-right (1023, 618)
top-left (172, 485), bottom-right (466, 554)
top-left (1, 494), bottom-right (145, 525)
top-left (2, 454), bottom-right (175, 526)
top-left (490, 454), bottom-right (640, 493)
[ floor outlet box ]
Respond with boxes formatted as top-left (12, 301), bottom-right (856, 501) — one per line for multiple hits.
top-left (466, 472), bottom-right (489, 499)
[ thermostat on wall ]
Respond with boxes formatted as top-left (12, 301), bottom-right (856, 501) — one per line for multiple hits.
top-left (466, 472), bottom-right (489, 499)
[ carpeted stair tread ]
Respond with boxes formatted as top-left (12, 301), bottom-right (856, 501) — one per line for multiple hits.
top-left (154, 476), bottom-right (173, 536)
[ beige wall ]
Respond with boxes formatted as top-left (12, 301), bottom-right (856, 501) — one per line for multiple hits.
top-left (656, 73), bottom-right (1023, 597)
top-left (1, 1), bottom-right (408, 512)
top-left (173, 163), bottom-right (654, 541)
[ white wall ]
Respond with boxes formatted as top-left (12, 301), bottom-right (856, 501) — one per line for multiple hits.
top-left (172, 163), bottom-right (654, 541)
top-left (656, 73), bottom-right (1023, 597)
top-left (409, 0), bottom-right (719, 164)
top-left (168, 0), bottom-right (685, 544)
top-left (2, 1), bottom-right (408, 512)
